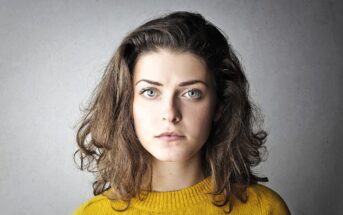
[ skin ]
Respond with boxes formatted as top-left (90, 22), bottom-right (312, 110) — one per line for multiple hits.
top-left (132, 48), bottom-right (219, 191)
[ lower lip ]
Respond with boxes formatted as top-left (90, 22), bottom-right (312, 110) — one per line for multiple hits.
top-left (157, 135), bottom-right (185, 141)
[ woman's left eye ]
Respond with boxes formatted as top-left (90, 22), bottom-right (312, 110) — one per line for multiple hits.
top-left (183, 89), bottom-right (202, 99)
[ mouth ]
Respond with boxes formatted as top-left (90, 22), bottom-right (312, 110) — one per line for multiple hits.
top-left (156, 135), bottom-right (185, 142)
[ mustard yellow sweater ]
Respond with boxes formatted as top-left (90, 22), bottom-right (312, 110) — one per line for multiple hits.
top-left (73, 177), bottom-right (290, 214)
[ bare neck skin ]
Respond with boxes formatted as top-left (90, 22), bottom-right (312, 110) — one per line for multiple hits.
top-left (151, 153), bottom-right (205, 192)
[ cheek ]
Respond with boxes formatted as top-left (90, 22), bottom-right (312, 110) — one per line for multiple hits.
top-left (132, 100), bottom-right (156, 136)
top-left (184, 102), bottom-right (214, 136)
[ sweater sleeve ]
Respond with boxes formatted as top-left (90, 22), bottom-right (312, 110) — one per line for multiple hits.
top-left (254, 184), bottom-right (291, 215)
top-left (72, 195), bottom-right (111, 215)
top-left (72, 201), bottom-right (87, 215)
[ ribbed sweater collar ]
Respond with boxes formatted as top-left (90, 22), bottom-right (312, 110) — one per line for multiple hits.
top-left (106, 176), bottom-right (213, 211)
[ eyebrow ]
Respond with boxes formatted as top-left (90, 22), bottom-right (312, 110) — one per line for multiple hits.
top-left (135, 79), bottom-right (208, 87)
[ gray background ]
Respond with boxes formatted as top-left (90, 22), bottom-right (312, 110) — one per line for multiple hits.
top-left (0, 0), bottom-right (342, 214)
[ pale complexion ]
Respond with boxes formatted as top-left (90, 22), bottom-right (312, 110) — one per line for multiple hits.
top-left (132, 49), bottom-right (220, 191)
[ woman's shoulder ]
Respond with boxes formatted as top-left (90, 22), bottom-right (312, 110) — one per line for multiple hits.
top-left (72, 194), bottom-right (112, 215)
top-left (243, 183), bottom-right (291, 215)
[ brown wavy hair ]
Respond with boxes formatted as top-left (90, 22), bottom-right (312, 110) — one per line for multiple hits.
top-left (73, 11), bottom-right (268, 213)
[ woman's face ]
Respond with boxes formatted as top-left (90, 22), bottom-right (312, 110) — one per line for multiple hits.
top-left (132, 49), bottom-right (218, 162)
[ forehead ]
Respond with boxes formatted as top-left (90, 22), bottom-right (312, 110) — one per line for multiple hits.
top-left (132, 49), bottom-right (210, 83)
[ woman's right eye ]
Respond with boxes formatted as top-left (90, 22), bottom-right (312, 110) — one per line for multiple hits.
top-left (139, 88), bottom-right (157, 98)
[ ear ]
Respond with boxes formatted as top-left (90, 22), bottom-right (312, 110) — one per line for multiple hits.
top-left (213, 103), bottom-right (223, 122)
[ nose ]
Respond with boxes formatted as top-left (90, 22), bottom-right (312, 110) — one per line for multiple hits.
top-left (162, 95), bottom-right (182, 124)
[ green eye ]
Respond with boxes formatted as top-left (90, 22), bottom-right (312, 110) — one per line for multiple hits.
top-left (145, 90), bottom-right (155, 97)
top-left (185, 89), bottom-right (202, 99)
top-left (140, 88), bottom-right (157, 98)
top-left (139, 88), bottom-right (202, 100)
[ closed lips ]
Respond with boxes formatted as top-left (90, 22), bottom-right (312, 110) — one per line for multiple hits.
top-left (156, 132), bottom-right (184, 137)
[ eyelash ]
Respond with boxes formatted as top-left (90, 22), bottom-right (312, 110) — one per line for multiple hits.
top-left (139, 87), bottom-right (203, 100)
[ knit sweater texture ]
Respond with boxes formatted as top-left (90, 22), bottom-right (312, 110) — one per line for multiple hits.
top-left (73, 176), bottom-right (290, 214)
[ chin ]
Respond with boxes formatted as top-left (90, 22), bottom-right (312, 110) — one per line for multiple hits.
top-left (151, 152), bottom-right (192, 162)
top-left (155, 158), bottom-right (186, 162)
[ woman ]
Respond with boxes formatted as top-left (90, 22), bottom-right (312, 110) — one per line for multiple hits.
top-left (73, 11), bottom-right (290, 214)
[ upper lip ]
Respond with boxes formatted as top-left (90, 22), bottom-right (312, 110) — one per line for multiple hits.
top-left (156, 131), bottom-right (185, 137)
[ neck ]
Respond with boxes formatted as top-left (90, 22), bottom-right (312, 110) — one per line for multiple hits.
top-left (151, 154), bottom-right (205, 192)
